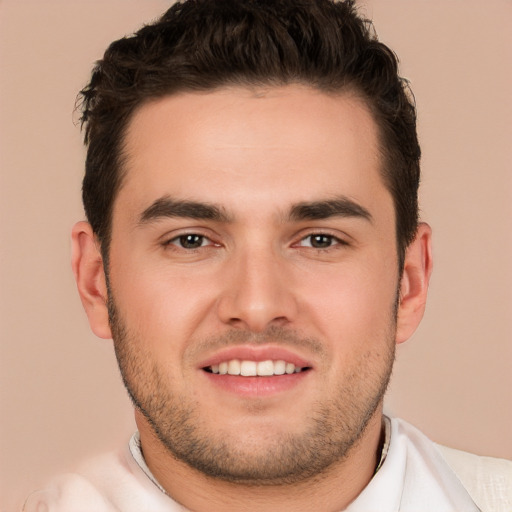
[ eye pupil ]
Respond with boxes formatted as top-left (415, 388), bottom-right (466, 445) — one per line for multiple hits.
top-left (310, 235), bottom-right (332, 248)
top-left (179, 234), bottom-right (203, 249)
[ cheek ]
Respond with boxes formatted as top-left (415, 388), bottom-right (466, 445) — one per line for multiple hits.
top-left (299, 256), bottom-right (398, 346)
top-left (108, 256), bottom-right (220, 351)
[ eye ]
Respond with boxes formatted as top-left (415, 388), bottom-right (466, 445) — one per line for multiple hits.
top-left (169, 234), bottom-right (211, 249)
top-left (298, 234), bottom-right (342, 249)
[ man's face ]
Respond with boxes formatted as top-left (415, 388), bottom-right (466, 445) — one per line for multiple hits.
top-left (107, 85), bottom-right (400, 483)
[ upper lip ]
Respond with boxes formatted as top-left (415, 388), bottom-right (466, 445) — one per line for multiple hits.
top-left (198, 345), bottom-right (313, 370)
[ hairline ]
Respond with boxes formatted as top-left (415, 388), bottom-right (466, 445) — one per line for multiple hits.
top-left (98, 80), bottom-right (408, 270)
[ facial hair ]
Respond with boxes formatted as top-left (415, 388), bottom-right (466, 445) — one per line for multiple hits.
top-left (108, 293), bottom-right (396, 486)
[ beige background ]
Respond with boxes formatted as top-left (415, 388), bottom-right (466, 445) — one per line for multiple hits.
top-left (1, 0), bottom-right (511, 509)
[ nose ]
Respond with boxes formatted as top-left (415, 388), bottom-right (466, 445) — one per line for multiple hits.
top-left (216, 247), bottom-right (298, 332)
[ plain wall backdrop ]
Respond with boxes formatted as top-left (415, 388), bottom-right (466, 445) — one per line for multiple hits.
top-left (1, 0), bottom-right (511, 509)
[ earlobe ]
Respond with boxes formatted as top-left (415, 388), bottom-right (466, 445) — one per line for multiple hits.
top-left (71, 221), bottom-right (112, 339)
top-left (396, 222), bottom-right (433, 344)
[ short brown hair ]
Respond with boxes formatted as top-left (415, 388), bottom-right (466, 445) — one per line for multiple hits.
top-left (78, 0), bottom-right (420, 270)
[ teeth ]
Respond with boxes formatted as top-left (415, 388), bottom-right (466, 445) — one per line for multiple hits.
top-left (274, 360), bottom-right (286, 375)
top-left (257, 360), bottom-right (274, 376)
top-left (228, 359), bottom-right (241, 375)
top-left (208, 359), bottom-right (305, 376)
top-left (240, 360), bottom-right (257, 376)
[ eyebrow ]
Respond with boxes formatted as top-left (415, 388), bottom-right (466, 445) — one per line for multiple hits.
top-left (139, 196), bottom-right (231, 224)
top-left (138, 195), bottom-right (372, 225)
top-left (288, 197), bottom-right (372, 222)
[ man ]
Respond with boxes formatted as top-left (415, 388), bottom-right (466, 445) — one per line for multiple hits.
top-left (24, 0), bottom-right (511, 510)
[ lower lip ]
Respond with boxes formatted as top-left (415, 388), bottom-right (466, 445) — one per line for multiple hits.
top-left (203, 370), bottom-right (310, 397)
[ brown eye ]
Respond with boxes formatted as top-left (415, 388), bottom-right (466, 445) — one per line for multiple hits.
top-left (174, 234), bottom-right (206, 249)
top-left (299, 234), bottom-right (338, 249)
top-left (309, 235), bottom-right (334, 248)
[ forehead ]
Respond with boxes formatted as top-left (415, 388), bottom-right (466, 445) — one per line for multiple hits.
top-left (117, 85), bottom-right (387, 221)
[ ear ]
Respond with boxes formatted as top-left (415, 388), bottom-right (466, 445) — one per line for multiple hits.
top-left (396, 222), bottom-right (433, 344)
top-left (71, 221), bottom-right (112, 339)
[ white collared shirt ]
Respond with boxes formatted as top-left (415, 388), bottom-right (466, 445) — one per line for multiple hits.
top-left (24, 417), bottom-right (511, 511)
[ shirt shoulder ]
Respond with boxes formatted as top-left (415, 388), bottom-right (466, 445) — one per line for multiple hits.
top-left (23, 448), bottom-right (181, 512)
top-left (347, 417), bottom-right (482, 511)
top-left (436, 443), bottom-right (512, 512)
top-left (23, 471), bottom-right (116, 512)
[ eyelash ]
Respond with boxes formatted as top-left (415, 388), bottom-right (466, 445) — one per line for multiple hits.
top-left (295, 233), bottom-right (347, 250)
top-left (165, 233), bottom-right (216, 250)
top-left (164, 232), bottom-right (348, 251)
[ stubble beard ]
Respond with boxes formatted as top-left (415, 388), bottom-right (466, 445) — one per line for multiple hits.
top-left (108, 294), bottom-right (396, 486)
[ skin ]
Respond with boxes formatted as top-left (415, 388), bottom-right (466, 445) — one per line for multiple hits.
top-left (72, 85), bottom-right (432, 511)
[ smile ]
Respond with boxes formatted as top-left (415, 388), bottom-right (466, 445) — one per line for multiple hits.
top-left (205, 359), bottom-right (310, 376)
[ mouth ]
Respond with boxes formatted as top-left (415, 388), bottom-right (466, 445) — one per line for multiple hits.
top-left (199, 347), bottom-right (314, 396)
top-left (203, 359), bottom-right (311, 377)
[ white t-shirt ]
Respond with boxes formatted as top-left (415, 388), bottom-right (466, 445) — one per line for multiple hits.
top-left (23, 417), bottom-right (512, 512)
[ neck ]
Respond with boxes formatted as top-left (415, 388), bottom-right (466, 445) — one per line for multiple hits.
top-left (136, 409), bottom-right (385, 512)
